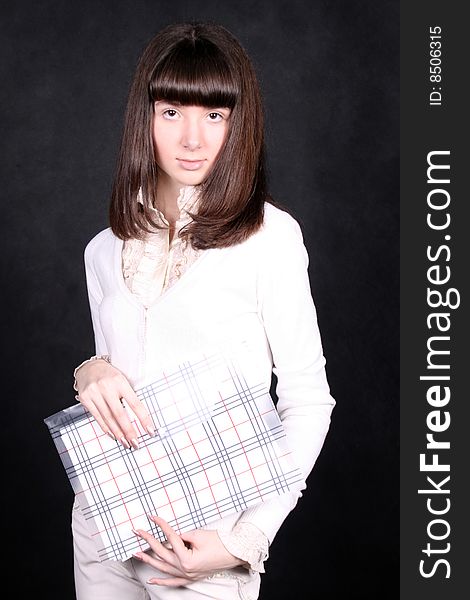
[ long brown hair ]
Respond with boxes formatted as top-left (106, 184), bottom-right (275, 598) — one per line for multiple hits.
top-left (109, 22), bottom-right (270, 249)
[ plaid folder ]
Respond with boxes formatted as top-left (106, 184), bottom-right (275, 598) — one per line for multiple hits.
top-left (45, 350), bottom-right (303, 561)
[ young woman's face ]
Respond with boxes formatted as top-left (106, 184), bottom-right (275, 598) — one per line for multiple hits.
top-left (152, 101), bottom-right (231, 190)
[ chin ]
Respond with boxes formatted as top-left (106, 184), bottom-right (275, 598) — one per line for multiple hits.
top-left (178, 174), bottom-right (206, 187)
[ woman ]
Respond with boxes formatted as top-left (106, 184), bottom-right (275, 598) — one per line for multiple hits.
top-left (73, 21), bottom-right (335, 600)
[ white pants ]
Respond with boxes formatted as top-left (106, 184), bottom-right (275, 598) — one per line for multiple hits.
top-left (72, 501), bottom-right (261, 600)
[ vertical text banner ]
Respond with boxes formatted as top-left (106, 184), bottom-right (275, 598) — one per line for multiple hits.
top-left (401, 2), bottom-right (468, 598)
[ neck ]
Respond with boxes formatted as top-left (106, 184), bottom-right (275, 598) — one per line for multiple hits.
top-left (154, 172), bottom-right (184, 226)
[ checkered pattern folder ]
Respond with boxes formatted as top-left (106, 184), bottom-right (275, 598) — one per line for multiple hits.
top-left (45, 350), bottom-right (303, 562)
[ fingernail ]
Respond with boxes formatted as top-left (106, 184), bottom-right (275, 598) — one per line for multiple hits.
top-left (120, 437), bottom-right (130, 449)
top-left (131, 438), bottom-right (139, 450)
top-left (107, 432), bottom-right (116, 441)
top-left (133, 552), bottom-right (143, 560)
top-left (132, 528), bottom-right (141, 536)
top-left (146, 425), bottom-right (155, 437)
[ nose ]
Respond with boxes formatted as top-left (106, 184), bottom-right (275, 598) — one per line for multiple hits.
top-left (181, 118), bottom-right (202, 151)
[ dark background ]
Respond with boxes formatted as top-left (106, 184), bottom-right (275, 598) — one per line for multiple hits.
top-left (0, 1), bottom-right (398, 598)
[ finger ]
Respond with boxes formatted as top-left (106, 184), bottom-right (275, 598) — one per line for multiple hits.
top-left (120, 382), bottom-right (156, 437)
top-left (149, 516), bottom-right (188, 558)
top-left (147, 575), bottom-right (194, 587)
top-left (79, 393), bottom-right (122, 441)
top-left (103, 389), bottom-right (140, 448)
top-left (133, 528), bottom-right (179, 567)
top-left (133, 552), bottom-right (185, 578)
top-left (86, 392), bottom-right (132, 448)
top-left (79, 396), bottom-right (114, 439)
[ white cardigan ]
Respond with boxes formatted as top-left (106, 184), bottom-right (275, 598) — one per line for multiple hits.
top-left (83, 201), bottom-right (335, 548)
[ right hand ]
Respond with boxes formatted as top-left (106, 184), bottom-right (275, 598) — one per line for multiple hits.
top-left (74, 359), bottom-right (155, 449)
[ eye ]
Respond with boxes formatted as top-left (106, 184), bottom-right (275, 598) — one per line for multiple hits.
top-left (207, 112), bottom-right (224, 122)
top-left (162, 108), bottom-right (179, 119)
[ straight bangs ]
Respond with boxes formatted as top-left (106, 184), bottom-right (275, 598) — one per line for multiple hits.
top-left (149, 41), bottom-right (238, 109)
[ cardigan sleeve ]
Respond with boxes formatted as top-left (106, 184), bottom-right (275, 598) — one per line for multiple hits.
top-left (84, 239), bottom-right (109, 356)
top-left (235, 211), bottom-right (336, 544)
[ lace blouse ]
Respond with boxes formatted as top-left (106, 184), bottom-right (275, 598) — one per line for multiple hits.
top-left (121, 185), bottom-right (201, 308)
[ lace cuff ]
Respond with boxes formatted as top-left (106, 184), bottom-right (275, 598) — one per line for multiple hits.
top-left (217, 522), bottom-right (269, 573)
top-left (73, 355), bottom-right (111, 392)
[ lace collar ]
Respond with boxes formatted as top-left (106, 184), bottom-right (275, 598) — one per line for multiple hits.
top-left (137, 185), bottom-right (200, 228)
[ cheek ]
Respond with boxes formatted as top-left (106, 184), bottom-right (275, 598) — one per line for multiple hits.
top-left (152, 126), bottom-right (172, 161)
top-left (151, 123), bottom-right (160, 159)
top-left (209, 126), bottom-right (229, 157)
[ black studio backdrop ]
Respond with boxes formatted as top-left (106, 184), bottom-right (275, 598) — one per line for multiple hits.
top-left (0, 1), bottom-right (398, 598)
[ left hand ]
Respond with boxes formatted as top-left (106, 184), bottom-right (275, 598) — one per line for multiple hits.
top-left (133, 516), bottom-right (246, 587)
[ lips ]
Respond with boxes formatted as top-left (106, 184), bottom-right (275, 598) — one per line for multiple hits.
top-left (177, 158), bottom-right (206, 171)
